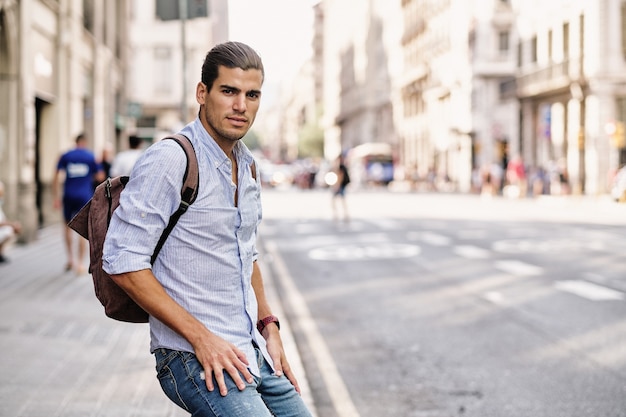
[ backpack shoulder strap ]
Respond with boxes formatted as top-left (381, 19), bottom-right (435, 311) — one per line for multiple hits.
top-left (169, 134), bottom-right (199, 206)
top-left (150, 134), bottom-right (199, 264)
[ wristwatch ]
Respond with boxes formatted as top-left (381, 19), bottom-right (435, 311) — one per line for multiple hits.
top-left (257, 315), bottom-right (280, 333)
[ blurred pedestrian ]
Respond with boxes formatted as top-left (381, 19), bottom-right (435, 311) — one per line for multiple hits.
top-left (102, 148), bottom-right (112, 178)
top-left (331, 153), bottom-right (350, 222)
top-left (505, 155), bottom-right (527, 198)
top-left (110, 135), bottom-right (144, 177)
top-left (102, 41), bottom-right (312, 417)
top-left (53, 133), bottom-right (104, 274)
top-left (92, 144), bottom-right (113, 190)
top-left (0, 180), bottom-right (22, 263)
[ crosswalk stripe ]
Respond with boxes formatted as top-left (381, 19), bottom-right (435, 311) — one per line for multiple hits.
top-left (407, 231), bottom-right (451, 246)
top-left (494, 260), bottom-right (543, 276)
top-left (555, 280), bottom-right (625, 301)
top-left (454, 245), bottom-right (491, 259)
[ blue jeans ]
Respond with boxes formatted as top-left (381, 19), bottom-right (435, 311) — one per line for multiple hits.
top-left (155, 347), bottom-right (313, 417)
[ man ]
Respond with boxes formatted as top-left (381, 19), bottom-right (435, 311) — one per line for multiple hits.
top-left (102, 42), bottom-right (312, 417)
top-left (0, 180), bottom-right (21, 263)
top-left (109, 135), bottom-right (144, 177)
top-left (53, 133), bottom-right (104, 273)
top-left (331, 153), bottom-right (350, 222)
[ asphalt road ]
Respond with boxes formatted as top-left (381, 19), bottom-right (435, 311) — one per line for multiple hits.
top-left (260, 188), bottom-right (626, 417)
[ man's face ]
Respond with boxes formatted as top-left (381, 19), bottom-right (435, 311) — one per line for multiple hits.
top-left (196, 66), bottom-right (263, 150)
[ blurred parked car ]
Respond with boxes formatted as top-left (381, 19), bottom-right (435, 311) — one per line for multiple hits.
top-left (611, 165), bottom-right (626, 202)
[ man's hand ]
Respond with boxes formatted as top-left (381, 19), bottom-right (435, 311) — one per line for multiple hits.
top-left (110, 269), bottom-right (254, 397)
top-left (193, 332), bottom-right (254, 396)
top-left (263, 328), bottom-right (302, 394)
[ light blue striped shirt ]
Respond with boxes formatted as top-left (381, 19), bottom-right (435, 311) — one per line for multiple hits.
top-left (102, 118), bottom-right (270, 376)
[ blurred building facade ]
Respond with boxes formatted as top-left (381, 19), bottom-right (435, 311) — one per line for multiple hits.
top-left (515, 0), bottom-right (626, 195)
top-left (319, 0), bottom-right (404, 165)
top-left (3, 0), bottom-right (624, 242)
top-left (295, 0), bottom-right (626, 195)
top-left (126, 0), bottom-right (228, 143)
top-left (0, 0), bottom-right (129, 242)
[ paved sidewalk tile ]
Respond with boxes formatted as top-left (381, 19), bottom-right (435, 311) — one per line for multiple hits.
top-left (0, 224), bottom-right (314, 417)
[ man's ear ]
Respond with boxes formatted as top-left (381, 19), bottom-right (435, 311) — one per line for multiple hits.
top-left (196, 82), bottom-right (207, 105)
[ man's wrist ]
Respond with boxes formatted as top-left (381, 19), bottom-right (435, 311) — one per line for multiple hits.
top-left (257, 315), bottom-right (280, 334)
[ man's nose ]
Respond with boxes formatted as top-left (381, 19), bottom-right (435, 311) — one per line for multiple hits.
top-left (233, 94), bottom-right (247, 112)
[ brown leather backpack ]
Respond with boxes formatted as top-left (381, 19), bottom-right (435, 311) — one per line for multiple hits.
top-left (68, 134), bottom-right (198, 323)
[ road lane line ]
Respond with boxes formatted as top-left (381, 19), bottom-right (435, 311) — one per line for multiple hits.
top-left (414, 231), bottom-right (451, 246)
top-left (555, 280), bottom-right (625, 301)
top-left (494, 260), bottom-right (543, 276)
top-left (454, 245), bottom-right (491, 259)
top-left (265, 241), bottom-right (361, 417)
top-left (483, 291), bottom-right (505, 304)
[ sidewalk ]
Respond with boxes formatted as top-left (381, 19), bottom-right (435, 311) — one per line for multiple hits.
top-left (0, 223), bottom-right (316, 417)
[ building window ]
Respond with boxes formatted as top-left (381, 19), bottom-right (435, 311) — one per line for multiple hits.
top-left (83, 0), bottom-right (94, 33)
top-left (498, 30), bottom-right (510, 55)
top-left (531, 35), bottom-right (538, 63)
top-left (580, 14), bottom-right (585, 58)
top-left (548, 29), bottom-right (553, 61)
top-left (154, 47), bottom-right (172, 94)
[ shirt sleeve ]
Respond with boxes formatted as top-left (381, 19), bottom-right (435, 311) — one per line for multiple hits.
top-left (56, 154), bottom-right (66, 171)
top-left (102, 140), bottom-right (188, 275)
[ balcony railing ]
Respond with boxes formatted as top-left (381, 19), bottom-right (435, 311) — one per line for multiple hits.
top-left (516, 59), bottom-right (585, 98)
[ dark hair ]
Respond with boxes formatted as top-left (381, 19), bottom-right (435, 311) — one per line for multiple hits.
top-left (129, 135), bottom-right (142, 149)
top-left (75, 133), bottom-right (86, 144)
top-left (201, 41), bottom-right (264, 91)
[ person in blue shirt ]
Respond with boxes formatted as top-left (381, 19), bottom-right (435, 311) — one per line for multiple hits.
top-left (102, 42), bottom-right (312, 417)
top-left (53, 133), bottom-right (104, 274)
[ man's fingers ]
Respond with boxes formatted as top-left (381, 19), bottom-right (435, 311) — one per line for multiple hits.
top-left (202, 370), bottom-right (216, 392)
top-left (272, 360), bottom-right (283, 377)
top-left (284, 367), bottom-right (302, 394)
top-left (204, 365), bottom-right (253, 396)
top-left (212, 368), bottom-right (229, 396)
top-left (197, 340), bottom-right (253, 396)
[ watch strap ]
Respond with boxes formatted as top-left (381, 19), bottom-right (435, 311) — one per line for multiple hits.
top-left (257, 315), bottom-right (280, 333)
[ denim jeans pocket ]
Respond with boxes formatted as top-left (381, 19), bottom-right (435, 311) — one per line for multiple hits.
top-left (154, 349), bottom-right (200, 412)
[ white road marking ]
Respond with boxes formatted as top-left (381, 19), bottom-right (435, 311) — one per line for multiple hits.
top-left (308, 243), bottom-right (420, 261)
top-left (454, 245), bottom-right (491, 259)
top-left (492, 238), bottom-right (605, 253)
top-left (554, 280), bottom-right (625, 301)
top-left (407, 231), bottom-right (451, 246)
top-left (483, 291), bottom-right (505, 304)
top-left (266, 241), bottom-right (361, 417)
top-left (494, 260), bottom-right (543, 276)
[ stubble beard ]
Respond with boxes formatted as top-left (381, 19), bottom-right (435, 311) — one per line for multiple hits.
top-left (203, 108), bottom-right (247, 143)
